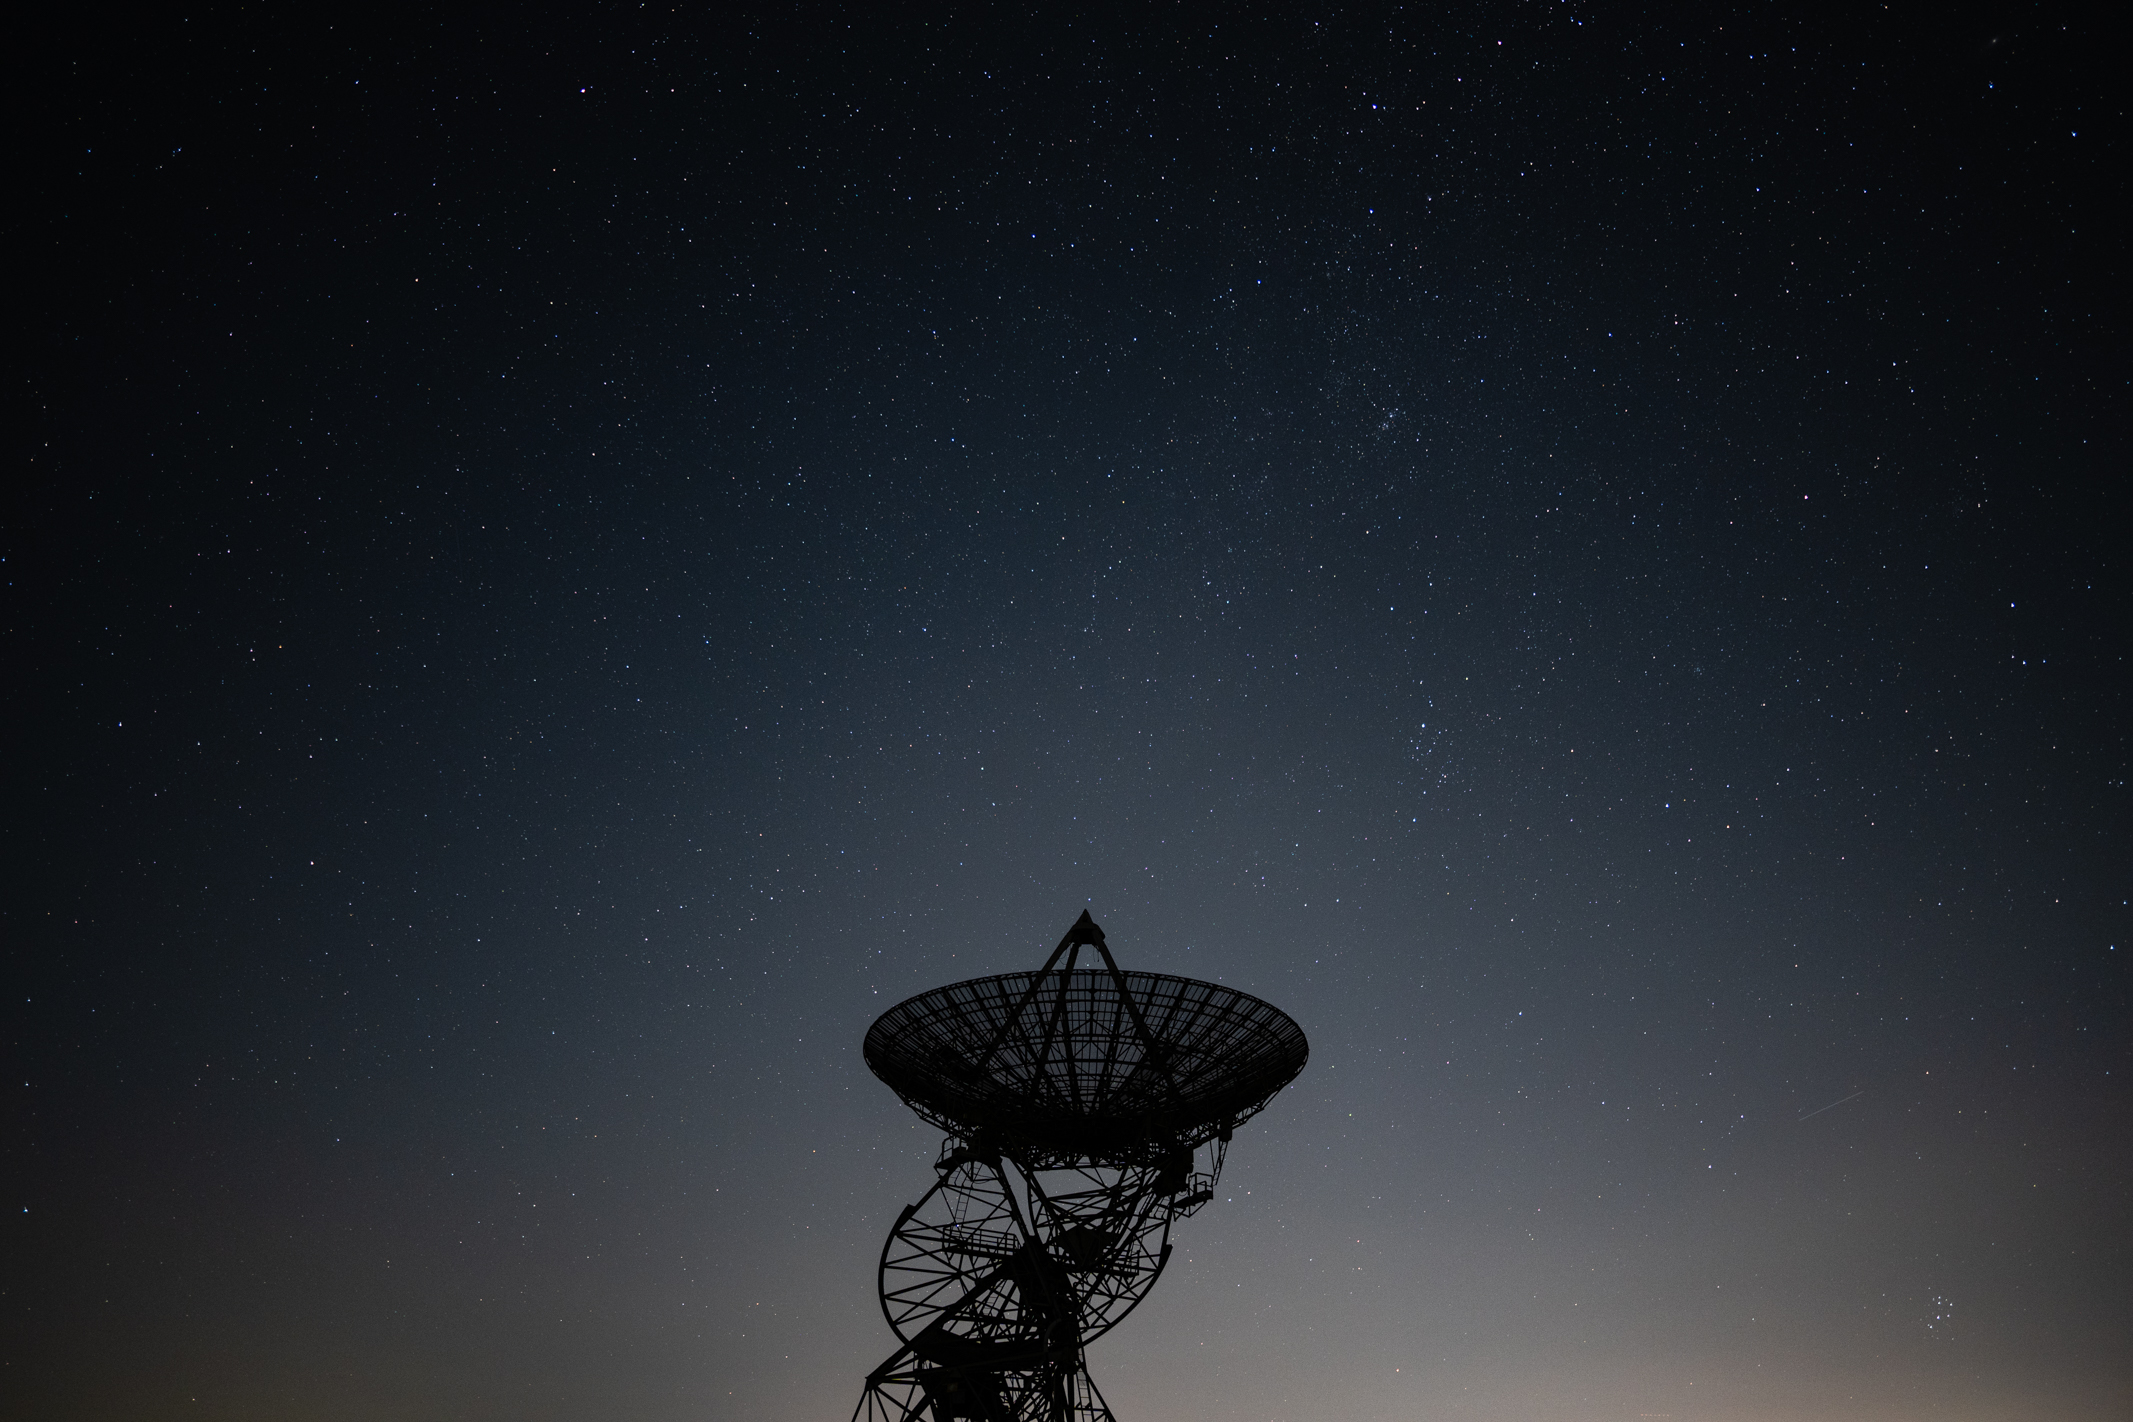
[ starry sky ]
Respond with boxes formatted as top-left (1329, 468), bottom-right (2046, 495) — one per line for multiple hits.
top-left (11, 5), bottom-right (2127, 1420)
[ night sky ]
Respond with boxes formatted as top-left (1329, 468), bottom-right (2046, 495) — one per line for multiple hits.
top-left (12, 5), bottom-right (2128, 1420)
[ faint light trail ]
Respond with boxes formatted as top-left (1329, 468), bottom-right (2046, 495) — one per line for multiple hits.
top-left (1798, 1089), bottom-right (1866, 1121)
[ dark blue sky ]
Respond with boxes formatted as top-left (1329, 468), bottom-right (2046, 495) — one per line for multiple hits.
top-left (12, 5), bottom-right (2126, 1420)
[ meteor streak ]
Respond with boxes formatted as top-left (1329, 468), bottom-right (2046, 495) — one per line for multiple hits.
top-left (1797, 1089), bottom-right (1865, 1121)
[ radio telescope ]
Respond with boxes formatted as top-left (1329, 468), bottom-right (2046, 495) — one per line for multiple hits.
top-left (852, 911), bottom-right (1308, 1422)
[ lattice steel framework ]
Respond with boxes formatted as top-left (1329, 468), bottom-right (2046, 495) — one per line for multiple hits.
top-left (851, 912), bottom-right (1307, 1422)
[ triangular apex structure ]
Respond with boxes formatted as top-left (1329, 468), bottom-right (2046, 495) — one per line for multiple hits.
top-left (962, 913), bottom-right (1177, 1115)
top-left (852, 912), bottom-right (1308, 1422)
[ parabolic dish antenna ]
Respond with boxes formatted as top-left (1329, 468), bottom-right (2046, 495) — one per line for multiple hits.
top-left (851, 910), bottom-right (1308, 1422)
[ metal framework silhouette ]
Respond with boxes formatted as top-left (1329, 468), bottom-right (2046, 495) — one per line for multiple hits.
top-left (852, 911), bottom-right (1308, 1421)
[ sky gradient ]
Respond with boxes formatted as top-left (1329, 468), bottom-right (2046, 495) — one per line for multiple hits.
top-left (11, 5), bottom-right (2127, 1420)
